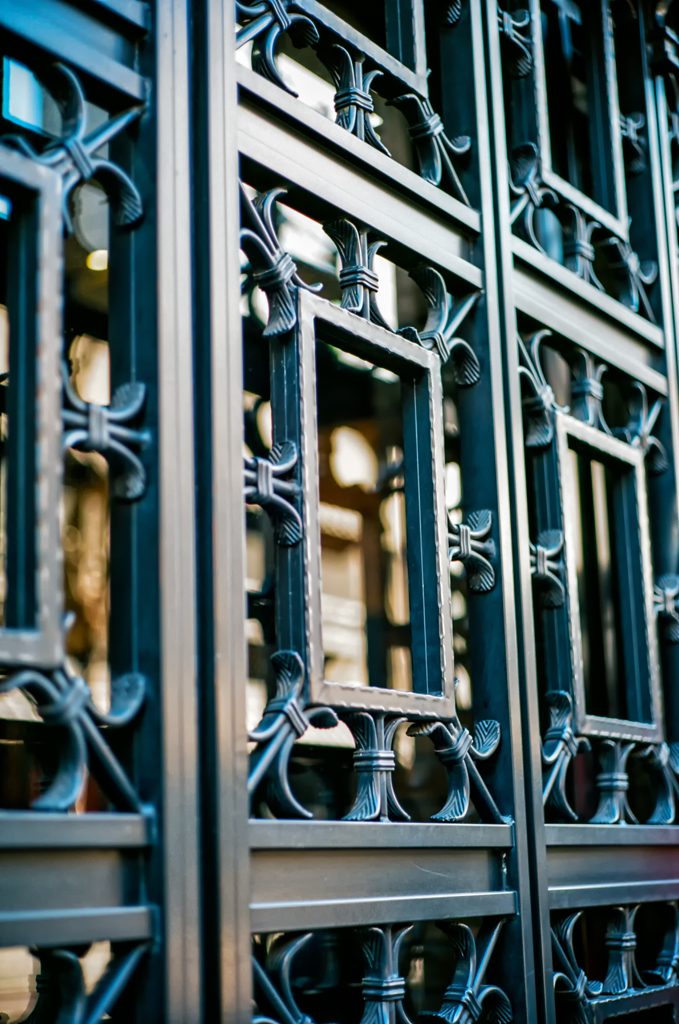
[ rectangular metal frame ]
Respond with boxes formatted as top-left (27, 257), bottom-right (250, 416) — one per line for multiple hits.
top-left (0, 145), bottom-right (63, 668)
top-left (295, 289), bottom-right (455, 716)
top-left (529, 0), bottom-right (629, 238)
top-left (555, 411), bottom-right (662, 741)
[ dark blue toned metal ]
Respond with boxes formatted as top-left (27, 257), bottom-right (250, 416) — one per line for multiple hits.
top-left (5, 0), bottom-right (679, 1022)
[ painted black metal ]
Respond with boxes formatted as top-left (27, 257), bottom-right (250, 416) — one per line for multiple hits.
top-left (4, 0), bottom-right (679, 1022)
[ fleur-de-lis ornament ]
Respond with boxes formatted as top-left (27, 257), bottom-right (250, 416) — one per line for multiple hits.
top-left (244, 441), bottom-right (302, 545)
top-left (518, 329), bottom-right (567, 447)
top-left (655, 574), bottom-right (679, 642)
top-left (388, 94), bottom-right (471, 205)
top-left (324, 218), bottom-right (391, 328)
top-left (560, 204), bottom-right (604, 290)
top-left (541, 691), bottom-right (590, 822)
top-left (248, 651), bottom-right (339, 819)
top-left (530, 530), bottom-right (565, 608)
top-left (605, 237), bottom-right (658, 322)
top-left (449, 510), bottom-right (496, 592)
top-left (341, 712), bottom-right (410, 823)
top-left (62, 363), bottom-right (149, 501)
top-left (0, 664), bottom-right (145, 812)
top-left (408, 718), bottom-right (506, 823)
top-left (421, 920), bottom-right (512, 1024)
top-left (240, 184), bottom-right (321, 336)
top-left (614, 381), bottom-right (669, 475)
top-left (322, 46), bottom-right (390, 155)
top-left (236, 0), bottom-right (319, 96)
top-left (399, 267), bottom-right (481, 384)
top-left (497, 8), bottom-right (532, 78)
top-left (509, 143), bottom-right (558, 252)
top-left (359, 925), bottom-right (413, 1024)
top-left (570, 349), bottom-right (610, 433)
top-left (2, 62), bottom-right (143, 233)
top-left (591, 739), bottom-right (637, 825)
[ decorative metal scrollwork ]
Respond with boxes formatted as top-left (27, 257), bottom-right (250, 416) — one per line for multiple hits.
top-left (421, 920), bottom-right (512, 1024)
top-left (241, 184), bottom-right (321, 336)
top-left (601, 906), bottom-right (644, 994)
top-left (399, 267), bottom-right (481, 384)
top-left (570, 349), bottom-right (609, 432)
top-left (530, 531), bottom-right (565, 609)
top-left (655, 574), bottom-right (679, 642)
top-left (638, 741), bottom-right (679, 824)
top-left (341, 712), bottom-right (410, 822)
top-left (0, 665), bottom-right (146, 812)
top-left (497, 8), bottom-right (532, 79)
top-left (388, 94), bottom-right (471, 205)
top-left (620, 113), bottom-right (647, 174)
top-left (560, 205), bottom-right (603, 290)
top-left (605, 237), bottom-right (658, 322)
top-left (321, 46), bottom-right (390, 155)
top-left (408, 718), bottom-right (507, 824)
top-left (541, 691), bottom-right (590, 823)
top-left (236, 0), bottom-right (319, 96)
top-left (248, 650), bottom-right (339, 819)
top-left (646, 902), bottom-right (679, 984)
top-left (449, 510), bottom-right (496, 593)
top-left (518, 329), bottom-right (566, 447)
top-left (252, 931), bottom-right (315, 1024)
top-left (324, 219), bottom-right (391, 328)
top-left (591, 739), bottom-right (637, 825)
top-left (62, 363), bottom-right (149, 501)
top-left (244, 441), bottom-right (302, 546)
top-left (359, 925), bottom-right (413, 1024)
top-left (615, 381), bottom-right (669, 475)
top-left (22, 941), bottom-right (151, 1023)
top-left (509, 144), bottom-right (558, 252)
top-left (552, 912), bottom-right (603, 1022)
top-left (2, 62), bottom-right (144, 233)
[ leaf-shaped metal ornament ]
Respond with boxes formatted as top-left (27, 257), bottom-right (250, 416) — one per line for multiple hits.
top-left (655, 574), bottom-right (679, 643)
top-left (402, 266), bottom-right (481, 383)
top-left (248, 651), bottom-right (339, 819)
top-left (449, 509), bottom-right (496, 592)
top-left (615, 381), bottom-right (669, 475)
top-left (240, 184), bottom-right (322, 336)
top-left (1, 62), bottom-right (144, 233)
top-left (530, 530), bottom-right (565, 609)
top-left (421, 920), bottom-right (512, 1023)
top-left (236, 0), bottom-right (319, 96)
top-left (244, 440), bottom-right (302, 545)
top-left (324, 219), bottom-right (391, 328)
top-left (341, 711), bottom-right (410, 822)
top-left (518, 329), bottom-right (567, 448)
top-left (0, 667), bottom-right (145, 812)
top-left (408, 718), bottom-right (505, 823)
top-left (541, 691), bottom-right (590, 822)
top-left (62, 363), bottom-right (150, 501)
top-left (320, 46), bottom-right (390, 155)
top-left (388, 94), bottom-right (470, 204)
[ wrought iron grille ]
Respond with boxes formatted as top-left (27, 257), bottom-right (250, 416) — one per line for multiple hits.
top-left (1, 0), bottom-right (679, 1022)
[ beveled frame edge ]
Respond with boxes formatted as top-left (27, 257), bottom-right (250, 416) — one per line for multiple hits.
top-left (298, 289), bottom-right (456, 717)
top-left (555, 411), bottom-right (663, 742)
top-left (528, 0), bottom-right (629, 240)
top-left (0, 144), bottom-right (63, 670)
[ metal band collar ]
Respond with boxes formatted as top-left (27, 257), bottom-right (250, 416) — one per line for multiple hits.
top-left (353, 749), bottom-right (396, 772)
top-left (409, 111), bottom-right (445, 140)
top-left (572, 377), bottom-right (604, 403)
top-left (564, 238), bottom-right (595, 262)
top-left (39, 675), bottom-right (90, 725)
top-left (339, 265), bottom-right (379, 292)
top-left (254, 252), bottom-right (296, 292)
top-left (264, 693), bottom-right (308, 738)
top-left (362, 975), bottom-right (406, 1001)
top-left (335, 87), bottom-right (374, 114)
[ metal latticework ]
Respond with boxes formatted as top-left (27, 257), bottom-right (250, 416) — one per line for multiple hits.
top-left (2, 1), bottom-right (679, 1022)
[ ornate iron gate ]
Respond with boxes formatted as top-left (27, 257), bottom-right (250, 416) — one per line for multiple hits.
top-left (2, 0), bottom-right (679, 1022)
